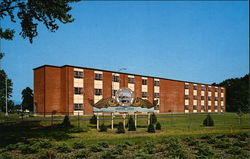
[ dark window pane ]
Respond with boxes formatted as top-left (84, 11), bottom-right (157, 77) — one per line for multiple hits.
top-left (94, 89), bottom-right (102, 96)
top-left (94, 73), bottom-right (103, 80)
top-left (74, 71), bottom-right (83, 78)
top-left (128, 77), bottom-right (134, 84)
top-left (154, 81), bottom-right (160, 86)
top-left (142, 92), bottom-right (148, 98)
top-left (74, 87), bottom-right (83, 94)
top-left (112, 75), bottom-right (119, 82)
top-left (142, 79), bottom-right (147, 85)
top-left (185, 85), bottom-right (189, 89)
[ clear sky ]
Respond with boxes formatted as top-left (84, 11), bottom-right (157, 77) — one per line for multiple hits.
top-left (1, 1), bottom-right (249, 103)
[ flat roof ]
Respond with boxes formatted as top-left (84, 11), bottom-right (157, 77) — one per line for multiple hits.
top-left (33, 64), bottom-right (222, 87)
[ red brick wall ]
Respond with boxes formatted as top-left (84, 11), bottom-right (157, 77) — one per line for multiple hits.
top-left (147, 77), bottom-right (154, 103)
top-left (134, 76), bottom-right (142, 98)
top-left (34, 67), bottom-right (45, 115)
top-left (84, 69), bottom-right (94, 115)
top-left (103, 72), bottom-right (112, 98)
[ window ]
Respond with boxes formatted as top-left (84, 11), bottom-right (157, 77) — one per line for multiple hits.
top-left (142, 79), bottom-right (147, 85)
top-left (193, 106), bottom-right (197, 110)
top-left (112, 75), bottom-right (119, 82)
top-left (154, 81), bottom-right (160, 86)
top-left (215, 97), bottom-right (218, 101)
top-left (185, 85), bottom-right (189, 89)
top-left (201, 87), bottom-right (205, 91)
top-left (128, 77), bottom-right (134, 84)
top-left (74, 87), bottom-right (83, 94)
top-left (221, 97), bottom-right (224, 101)
top-left (74, 71), bottom-right (83, 78)
top-left (112, 90), bottom-right (117, 96)
top-left (208, 97), bottom-right (212, 101)
top-left (94, 73), bottom-right (103, 80)
top-left (74, 104), bottom-right (83, 110)
top-left (208, 106), bottom-right (211, 110)
top-left (193, 96), bottom-right (197, 100)
top-left (184, 95), bottom-right (189, 99)
top-left (142, 92), bottom-right (148, 98)
top-left (221, 106), bottom-right (224, 110)
top-left (193, 85), bottom-right (198, 90)
top-left (184, 105), bottom-right (189, 110)
top-left (221, 89), bottom-right (224, 93)
top-left (94, 89), bottom-right (102, 96)
top-left (215, 88), bottom-right (218, 92)
top-left (201, 96), bottom-right (205, 100)
top-left (214, 106), bottom-right (218, 110)
top-left (154, 93), bottom-right (160, 98)
top-left (201, 106), bottom-right (205, 110)
top-left (208, 87), bottom-right (212, 91)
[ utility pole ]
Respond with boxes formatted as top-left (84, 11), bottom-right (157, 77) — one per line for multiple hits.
top-left (5, 77), bottom-right (8, 116)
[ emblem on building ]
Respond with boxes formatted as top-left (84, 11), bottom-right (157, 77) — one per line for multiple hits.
top-left (115, 88), bottom-right (134, 106)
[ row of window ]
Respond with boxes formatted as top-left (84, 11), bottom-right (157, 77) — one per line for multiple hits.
top-left (184, 95), bottom-right (223, 101)
top-left (185, 105), bottom-right (224, 110)
top-left (74, 104), bottom-right (83, 110)
top-left (185, 84), bottom-right (224, 92)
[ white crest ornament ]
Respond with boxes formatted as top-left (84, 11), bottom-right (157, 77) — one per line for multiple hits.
top-left (115, 88), bottom-right (134, 106)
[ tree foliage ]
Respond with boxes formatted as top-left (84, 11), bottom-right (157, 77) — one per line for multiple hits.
top-left (147, 123), bottom-right (155, 133)
top-left (21, 87), bottom-right (33, 111)
top-left (116, 122), bottom-right (125, 134)
top-left (127, 116), bottom-right (136, 131)
top-left (203, 114), bottom-right (214, 126)
top-left (89, 115), bottom-right (97, 124)
top-left (0, 0), bottom-right (79, 43)
top-left (0, 69), bottom-right (13, 112)
top-left (150, 113), bottom-right (157, 124)
top-left (214, 74), bottom-right (249, 112)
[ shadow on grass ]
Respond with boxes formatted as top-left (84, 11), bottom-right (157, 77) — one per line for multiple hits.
top-left (0, 121), bottom-right (75, 147)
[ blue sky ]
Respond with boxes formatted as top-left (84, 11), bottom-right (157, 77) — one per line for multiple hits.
top-left (1, 1), bottom-right (249, 103)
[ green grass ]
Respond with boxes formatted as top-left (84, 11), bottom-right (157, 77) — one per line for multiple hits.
top-left (0, 112), bottom-right (249, 158)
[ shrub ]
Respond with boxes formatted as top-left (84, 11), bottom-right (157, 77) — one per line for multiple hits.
top-left (68, 127), bottom-right (87, 133)
top-left (0, 152), bottom-right (12, 159)
top-left (236, 133), bottom-right (249, 141)
top-left (99, 124), bottom-right (107, 132)
top-left (117, 122), bottom-right (125, 134)
top-left (215, 140), bottom-right (230, 149)
top-left (166, 137), bottom-right (187, 158)
top-left (127, 116), bottom-right (136, 131)
top-left (98, 141), bottom-right (109, 148)
top-left (74, 150), bottom-right (89, 158)
top-left (207, 137), bottom-right (218, 144)
top-left (90, 115), bottom-right (97, 124)
top-left (90, 145), bottom-right (102, 152)
top-left (56, 143), bottom-right (71, 153)
top-left (147, 123), bottom-right (155, 133)
top-left (233, 141), bottom-right (248, 147)
top-left (184, 137), bottom-right (199, 146)
top-left (143, 141), bottom-right (155, 154)
top-left (38, 150), bottom-right (56, 159)
top-left (5, 144), bottom-right (17, 151)
top-left (18, 144), bottom-right (37, 154)
top-left (124, 141), bottom-right (133, 146)
top-left (73, 141), bottom-right (86, 149)
top-left (150, 113), bottom-right (157, 124)
top-left (195, 144), bottom-right (215, 158)
top-left (227, 146), bottom-right (243, 155)
top-left (35, 140), bottom-right (52, 149)
top-left (203, 114), bottom-right (214, 126)
top-left (101, 151), bottom-right (117, 159)
top-left (155, 122), bottom-right (161, 130)
top-left (61, 115), bottom-right (72, 129)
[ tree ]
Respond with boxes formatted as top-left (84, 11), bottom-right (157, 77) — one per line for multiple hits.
top-left (203, 114), bottom-right (214, 126)
top-left (90, 115), bottom-right (97, 124)
top-left (21, 87), bottom-right (33, 111)
top-left (127, 116), bottom-right (136, 131)
top-left (116, 122), bottom-right (125, 134)
top-left (147, 123), bottom-right (155, 133)
top-left (155, 122), bottom-right (161, 130)
top-left (61, 115), bottom-right (72, 129)
top-left (150, 113), bottom-right (157, 124)
top-left (214, 74), bottom-right (249, 113)
top-left (0, 0), bottom-right (79, 43)
top-left (0, 69), bottom-right (13, 112)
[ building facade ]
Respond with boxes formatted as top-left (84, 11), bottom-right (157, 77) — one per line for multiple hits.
top-left (33, 65), bottom-right (226, 115)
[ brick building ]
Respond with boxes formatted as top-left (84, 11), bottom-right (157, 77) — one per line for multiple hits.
top-left (33, 65), bottom-right (226, 115)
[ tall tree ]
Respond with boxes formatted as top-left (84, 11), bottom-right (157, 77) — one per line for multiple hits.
top-left (0, 69), bottom-right (13, 112)
top-left (0, 0), bottom-right (79, 43)
top-left (213, 74), bottom-right (249, 113)
top-left (21, 87), bottom-right (33, 111)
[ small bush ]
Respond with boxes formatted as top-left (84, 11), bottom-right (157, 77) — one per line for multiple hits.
top-left (99, 124), bottom-right (107, 132)
top-left (215, 140), bottom-right (230, 149)
top-left (207, 137), bottom-right (218, 144)
top-left (147, 123), bottom-right (155, 133)
top-left (90, 115), bottom-right (97, 124)
top-left (35, 140), bottom-right (52, 149)
top-left (61, 115), bottom-right (72, 129)
top-left (101, 151), bottom-right (117, 159)
top-left (166, 137), bottom-right (187, 158)
top-left (227, 146), bottom-right (243, 155)
top-left (195, 144), bottom-right (215, 158)
top-left (150, 113), bottom-right (157, 124)
top-left (155, 122), bottom-right (161, 130)
top-left (73, 141), bottom-right (86, 149)
top-left (18, 144), bottom-right (37, 154)
top-left (98, 141), bottom-right (109, 148)
top-left (233, 141), bottom-right (248, 147)
top-left (127, 116), bottom-right (136, 131)
top-left (90, 145), bottom-right (102, 152)
top-left (143, 141), bottom-right (155, 154)
top-left (117, 122), bottom-right (125, 134)
top-left (74, 150), bottom-right (89, 158)
top-left (124, 141), bottom-right (133, 146)
top-left (184, 137), bottom-right (199, 146)
top-left (56, 143), bottom-right (71, 153)
top-left (0, 152), bottom-right (12, 159)
top-left (203, 114), bottom-right (214, 126)
top-left (38, 150), bottom-right (56, 159)
top-left (5, 144), bottom-right (17, 151)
